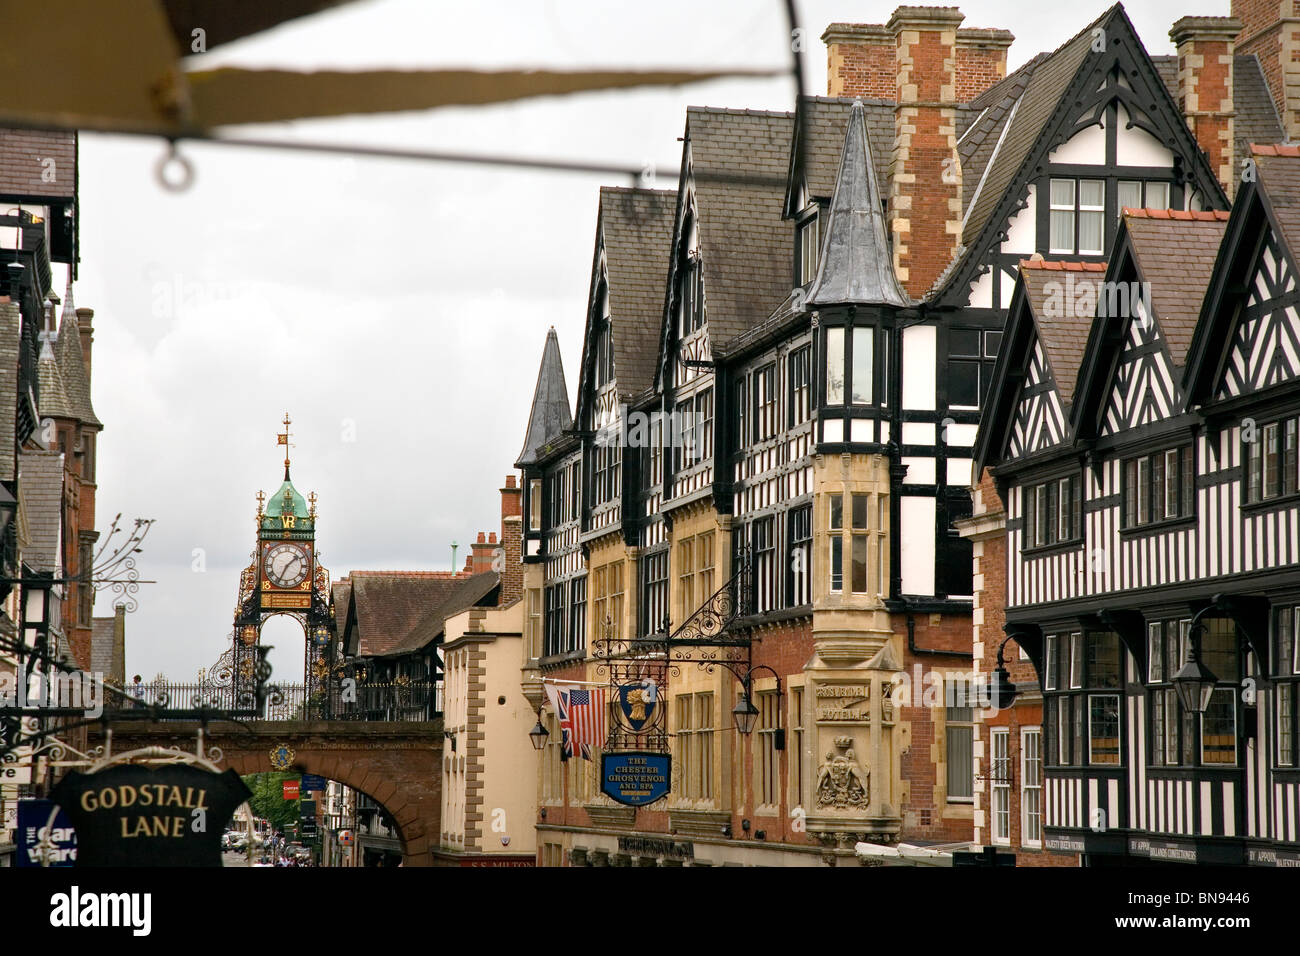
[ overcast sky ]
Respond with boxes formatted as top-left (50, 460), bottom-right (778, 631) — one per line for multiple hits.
top-left (71, 0), bottom-right (1200, 681)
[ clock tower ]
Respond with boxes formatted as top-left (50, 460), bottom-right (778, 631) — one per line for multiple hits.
top-left (231, 414), bottom-right (335, 711)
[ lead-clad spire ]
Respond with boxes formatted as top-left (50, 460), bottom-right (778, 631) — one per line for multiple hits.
top-left (806, 99), bottom-right (911, 308)
top-left (516, 327), bottom-right (573, 467)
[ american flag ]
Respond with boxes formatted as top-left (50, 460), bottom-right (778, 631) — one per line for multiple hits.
top-left (565, 687), bottom-right (607, 759)
top-left (545, 683), bottom-right (606, 761)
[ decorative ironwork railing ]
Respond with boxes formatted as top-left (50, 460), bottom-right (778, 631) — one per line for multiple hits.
top-left (108, 680), bottom-right (442, 722)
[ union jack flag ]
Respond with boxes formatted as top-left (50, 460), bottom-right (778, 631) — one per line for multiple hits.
top-left (545, 683), bottom-right (607, 761)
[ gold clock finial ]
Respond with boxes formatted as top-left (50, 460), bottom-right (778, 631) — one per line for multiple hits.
top-left (256, 490), bottom-right (266, 515)
top-left (308, 491), bottom-right (318, 520)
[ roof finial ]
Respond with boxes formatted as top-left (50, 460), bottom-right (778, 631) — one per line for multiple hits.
top-left (278, 412), bottom-right (292, 480)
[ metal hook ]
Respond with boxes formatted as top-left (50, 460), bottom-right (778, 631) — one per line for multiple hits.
top-left (155, 140), bottom-right (195, 192)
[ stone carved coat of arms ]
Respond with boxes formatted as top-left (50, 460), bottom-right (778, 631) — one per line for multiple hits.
top-left (815, 744), bottom-right (869, 810)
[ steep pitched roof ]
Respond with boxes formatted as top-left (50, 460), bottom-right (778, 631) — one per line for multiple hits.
top-left (939, 5), bottom-right (1227, 302)
top-left (685, 106), bottom-right (794, 348)
top-left (53, 286), bottom-right (101, 428)
top-left (18, 450), bottom-right (64, 573)
top-left (597, 186), bottom-right (675, 401)
top-left (1121, 209), bottom-right (1230, 365)
top-left (807, 99), bottom-right (910, 308)
top-left (36, 340), bottom-right (75, 420)
top-left (1016, 260), bottom-right (1108, 409)
top-left (1184, 146), bottom-right (1300, 404)
top-left (1252, 146), bottom-right (1300, 257)
top-left (516, 327), bottom-right (572, 467)
top-left (788, 97), bottom-right (893, 213)
top-left (792, 97), bottom-right (982, 218)
top-left (376, 571), bottom-right (501, 658)
top-left (1150, 54), bottom-right (1284, 166)
top-left (959, 11), bottom-right (1100, 251)
top-left (346, 571), bottom-right (471, 657)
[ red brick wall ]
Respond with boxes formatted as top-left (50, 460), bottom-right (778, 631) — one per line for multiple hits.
top-left (1234, 1), bottom-right (1288, 127)
top-left (954, 45), bottom-right (1007, 101)
top-left (500, 477), bottom-right (523, 604)
top-left (0, 129), bottom-right (75, 199)
top-left (896, 609), bottom-right (976, 844)
top-left (741, 619), bottom-right (815, 846)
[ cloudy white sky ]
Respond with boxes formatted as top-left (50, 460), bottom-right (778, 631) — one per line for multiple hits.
top-left (71, 0), bottom-right (1199, 681)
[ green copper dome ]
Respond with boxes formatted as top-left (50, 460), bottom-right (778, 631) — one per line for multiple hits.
top-left (265, 479), bottom-right (309, 518)
top-left (261, 474), bottom-right (313, 534)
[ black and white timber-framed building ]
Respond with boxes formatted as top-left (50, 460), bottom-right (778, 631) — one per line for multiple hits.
top-left (975, 143), bottom-right (1300, 865)
top-left (511, 3), bottom-right (1289, 866)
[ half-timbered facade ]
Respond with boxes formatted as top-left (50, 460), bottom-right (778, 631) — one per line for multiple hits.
top-left (974, 145), bottom-right (1300, 865)
top-left (515, 3), bottom-right (1287, 867)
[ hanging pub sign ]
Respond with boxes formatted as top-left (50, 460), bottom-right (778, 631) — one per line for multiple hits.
top-left (613, 678), bottom-right (663, 734)
top-left (48, 764), bottom-right (252, 867)
top-left (601, 752), bottom-right (671, 807)
top-left (16, 799), bottom-right (77, 867)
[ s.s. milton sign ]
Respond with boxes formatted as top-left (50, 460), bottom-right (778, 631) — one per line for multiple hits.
top-left (49, 764), bottom-right (252, 867)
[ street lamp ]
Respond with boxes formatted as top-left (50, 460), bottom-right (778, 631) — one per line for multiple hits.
top-left (528, 717), bottom-right (549, 751)
top-left (1173, 624), bottom-right (1218, 714)
top-left (1172, 599), bottom-right (1226, 715)
top-left (990, 636), bottom-right (1019, 710)
top-left (732, 693), bottom-right (759, 735)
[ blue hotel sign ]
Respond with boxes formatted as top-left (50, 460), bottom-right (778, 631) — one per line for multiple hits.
top-left (601, 752), bottom-right (671, 807)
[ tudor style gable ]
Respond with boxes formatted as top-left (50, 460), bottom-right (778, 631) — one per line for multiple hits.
top-left (940, 4), bottom-right (1229, 311)
top-left (1069, 210), bottom-right (1229, 441)
top-left (1217, 225), bottom-right (1299, 399)
top-left (976, 260), bottom-right (1097, 475)
top-left (1185, 147), bottom-right (1300, 408)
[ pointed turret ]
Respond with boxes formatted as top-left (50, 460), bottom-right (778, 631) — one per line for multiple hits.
top-left (53, 279), bottom-right (101, 428)
top-left (516, 327), bottom-right (572, 467)
top-left (37, 336), bottom-right (75, 421)
top-left (806, 99), bottom-right (911, 308)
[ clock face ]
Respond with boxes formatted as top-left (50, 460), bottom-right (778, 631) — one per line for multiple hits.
top-left (264, 543), bottom-right (309, 589)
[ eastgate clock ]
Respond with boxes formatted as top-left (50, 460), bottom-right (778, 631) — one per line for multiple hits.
top-left (264, 543), bottom-right (309, 589)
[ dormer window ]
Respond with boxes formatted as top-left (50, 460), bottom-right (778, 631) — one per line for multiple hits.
top-left (798, 211), bottom-right (820, 286)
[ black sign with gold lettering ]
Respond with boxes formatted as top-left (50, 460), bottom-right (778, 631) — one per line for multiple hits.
top-left (48, 764), bottom-right (252, 867)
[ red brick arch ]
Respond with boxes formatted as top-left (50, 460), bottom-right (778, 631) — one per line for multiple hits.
top-left (89, 720), bottom-right (442, 866)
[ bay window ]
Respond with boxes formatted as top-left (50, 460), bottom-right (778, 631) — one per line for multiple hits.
top-left (823, 324), bottom-right (880, 408)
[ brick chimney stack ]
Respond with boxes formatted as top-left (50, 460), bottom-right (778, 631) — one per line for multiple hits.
top-left (823, 23), bottom-right (895, 99)
top-left (77, 307), bottom-right (94, 384)
top-left (888, 5), bottom-right (966, 297)
top-left (470, 531), bottom-right (494, 574)
top-left (499, 474), bottom-right (523, 605)
top-left (823, 15), bottom-right (1012, 101)
top-left (1233, 0), bottom-right (1300, 140)
top-left (1172, 17), bottom-right (1241, 198)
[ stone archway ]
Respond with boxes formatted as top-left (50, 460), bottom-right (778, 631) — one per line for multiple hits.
top-left (89, 719), bottom-right (442, 866)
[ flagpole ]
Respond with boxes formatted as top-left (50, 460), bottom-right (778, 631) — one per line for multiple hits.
top-left (538, 676), bottom-right (606, 687)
